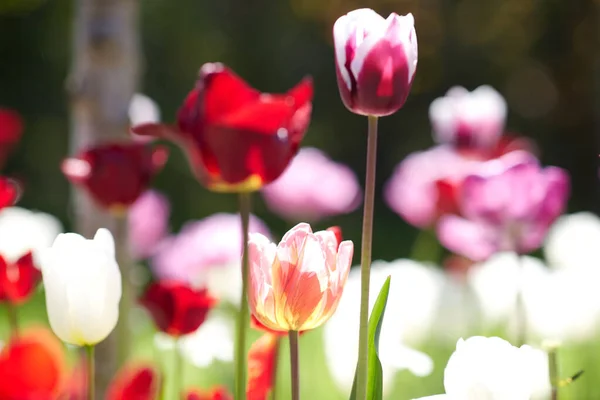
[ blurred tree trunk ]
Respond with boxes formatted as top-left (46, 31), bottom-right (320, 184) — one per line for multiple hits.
top-left (67, 0), bottom-right (140, 397)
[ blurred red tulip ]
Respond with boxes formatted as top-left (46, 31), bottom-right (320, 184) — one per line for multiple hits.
top-left (0, 109), bottom-right (23, 168)
top-left (0, 176), bottom-right (19, 209)
top-left (140, 281), bottom-right (217, 337)
top-left (246, 333), bottom-right (279, 400)
top-left (0, 326), bottom-right (67, 400)
top-left (0, 252), bottom-right (40, 304)
top-left (183, 386), bottom-right (233, 400)
top-left (106, 362), bottom-right (160, 400)
top-left (132, 63), bottom-right (313, 193)
top-left (61, 142), bottom-right (168, 212)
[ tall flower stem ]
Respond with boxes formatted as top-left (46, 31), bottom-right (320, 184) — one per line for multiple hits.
top-left (288, 330), bottom-right (300, 400)
top-left (86, 345), bottom-right (95, 400)
top-left (115, 214), bottom-right (134, 365)
top-left (5, 303), bottom-right (18, 337)
top-left (235, 192), bottom-right (252, 400)
top-left (547, 342), bottom-right (559, 400)
top-left (356, 115), bottom-right (379, 400)
top-left (173, 341), bottom-right (184, 400)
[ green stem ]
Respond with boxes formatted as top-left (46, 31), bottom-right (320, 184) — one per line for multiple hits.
top-left (173, 340), bottom-right (184, 400)
top-left (5, 303), bottom-right (18, 337)
top-left (288, 331), bottom-right (300, 400)
top-left (234, 192), bottom-right (252, 400)
top-left (87, 345), bottom-right (95, 400)
top-left (270, 338), bottom-right (281, 400)
top-left (356, 115), bottom-right (379, 400)
top-left (116, 214), bottom-right (133, 365)
top-left (548, 343), bottom-right (559, 400)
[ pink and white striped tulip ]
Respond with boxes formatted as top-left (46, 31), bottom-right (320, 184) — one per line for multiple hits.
top-left (248, 223), bottom-right (353, 332)
top-left (333, 9), bottom-right (418, 116)
top-left (429, 86), bottom-right (507, 150)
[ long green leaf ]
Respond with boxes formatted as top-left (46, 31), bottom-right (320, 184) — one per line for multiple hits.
top-left (349, 276), bottom-right (392, 400)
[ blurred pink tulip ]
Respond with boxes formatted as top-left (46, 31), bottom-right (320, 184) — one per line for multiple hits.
top-left (128, 190), bottom-right (170, 260)
top-left (261, 147), bottom-right (361, 222)
top-left (384, 140), bottom-right (537, 228)
top-left (437, 156), bottom-right (570, 261)
top-left (333, 9), bottom-right (418, 116)
top-left (429, 86), bottom-right (507, 149)
top-left (248, 223), bottom-right (353, 331)
top-left (151, 213), bottom-right (270, 283)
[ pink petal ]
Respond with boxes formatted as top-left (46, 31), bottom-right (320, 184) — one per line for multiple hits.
top-left (437, 215), bottom-right (499, 261)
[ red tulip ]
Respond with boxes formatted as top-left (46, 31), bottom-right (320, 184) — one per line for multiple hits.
top-left (61, 142), bottom-right (168, 212)
top-left (132, 63), bottom-right (313, 192)
top-left (140, 281), bottom-right (217, 337)
top-left (246, 333), bottom-right (279, 400)
top-left (0, 326), bottom-right (67, 400)
top-left (0, 177), bottom-right (20, 209)
top-left (0, 109), bottom-right (23, 168)
top-left (183, 386), bottom-right (233, 400)
top-left (0, 252), bottom-right (40, 304)
top-left (106, 363), bottom-right (160, 400)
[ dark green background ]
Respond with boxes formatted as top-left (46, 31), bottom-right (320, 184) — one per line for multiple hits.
top-left (0, 0), bottom-right (597, 262)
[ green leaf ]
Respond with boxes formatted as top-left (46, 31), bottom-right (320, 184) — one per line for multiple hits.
top-left (349, 276), bottom-right (392, 400)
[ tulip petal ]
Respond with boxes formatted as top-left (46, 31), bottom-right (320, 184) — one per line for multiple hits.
top-left (246, 333), bottom-right (279, 400)
top-left (333, 9), bottom-right (387, 91)
top-left (0, 327), bottom-right (67, 399)
top-left (198, 63), bottom-right (260, 126)
top-left (277, 234), bottom-right (327, 330)
top-left (106, 363), bottom-right (160, 400)
top-left (335, 240), bottom-right (354, 285)
top-left (0, 252), bottom-right (41, 304)
top-left (314, 229), bottom-right (338, 270)
top-left (94, 228), bottom-right (115, 258)
top-left (437, 216), bottom-right (498, 261)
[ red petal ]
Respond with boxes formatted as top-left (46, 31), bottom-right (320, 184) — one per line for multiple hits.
top-left (197, 63), bottom-right (260, 127)
top-left (0, 252), bottom-right (41, 304)
top-left (140, 281), bottom-right (217, 337)
top-left (326, 226), bottom-right (343, 248)
top-left (165, 64), bottom-right (314, 190)
top-left (0, 326), bottom-right (67, 399)
top-left (62, 143), bottom-right (167, 210)
top-left (0, 177), bottom-right (20, 209)
top-left (0, 109), bottom-right (23, 144)
top-left (435, 179), bottom-right (460, 217)
top-left (183, 386), bottom-right (233, 400)
top-left (131, 123), bottom-right (181, 142)
top-left (246, 334), bottom-right (279, 400)
top-left (106, 363), bottom-right (160, 400)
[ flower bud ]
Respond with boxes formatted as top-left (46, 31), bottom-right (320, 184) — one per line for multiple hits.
top-left (333, 9), bottom-right (418, 116)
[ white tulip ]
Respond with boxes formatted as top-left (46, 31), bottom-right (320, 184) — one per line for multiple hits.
top-left (0, 207), bottom-right (62, 264)
top-left (544, 212), bottom-right (600, 270)
top-left (40, 228), bottom-right (122, 346)
top-left (413, 336), bottom-right (549, 400)
top-left (467, 252), bottom-right (546, 327)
